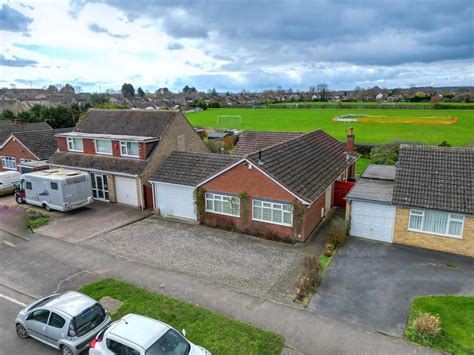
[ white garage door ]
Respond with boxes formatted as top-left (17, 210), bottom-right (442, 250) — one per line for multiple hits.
top-left (350, 201), bottom-right (395, 243)
top-left (154, 182), bottom-right (196, 220)
top-left (115, 176), bottom-right (139, 206)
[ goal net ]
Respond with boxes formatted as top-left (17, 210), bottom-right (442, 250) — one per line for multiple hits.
top-left (216, 115), bottom-right (242, 126)
top-left (252, 105), bottom-right (267, 110)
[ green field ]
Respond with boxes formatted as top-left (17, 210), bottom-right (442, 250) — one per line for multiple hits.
top-left (186, 108), bottom-right (474, 146)
top-left (269, 102), bottom-right (474, 108)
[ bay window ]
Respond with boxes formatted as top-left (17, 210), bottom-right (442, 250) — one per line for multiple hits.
top-left (408, 209), bottom-right (464, 238)
top-left (120, 141), bottom-right (139, 157)
top-left (252, 200), bottom-right (293, 226)
top-left (205, 193), bottom-right (240, 217)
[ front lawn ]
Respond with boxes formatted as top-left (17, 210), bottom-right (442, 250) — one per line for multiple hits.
top-left (79, 279), bottom-right (284, 354)
top-left (406, 296), bottom-right (474, 354)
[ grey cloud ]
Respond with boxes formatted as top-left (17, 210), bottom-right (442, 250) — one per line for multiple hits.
top-left (88, 23), bottom-right (129, 39)
top-left (0, 55), bottom-right (37, 67)
top-left (72, 0), bottom-right (473, 66)
top-left (167, 42), bottom-right (184, 50)
top-left (0, 4), bottom-right (33, 33)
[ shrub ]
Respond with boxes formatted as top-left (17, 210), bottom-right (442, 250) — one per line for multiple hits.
top-left (327, 219), bottom-right (349, 247)
top-left (370, 143), bottom-right (400, 165)
top-left (412, 313), bottom-right (442, 338)
top-left (295, 257), bottom-right (323, 301)
top-left (205, 140), bottom-right (226, 153)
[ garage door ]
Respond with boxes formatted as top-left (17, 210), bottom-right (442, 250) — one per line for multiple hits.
top-left (154, 182), bottom-right (196, 220)
top-left (350, 201), bottom-right (395, 243)
top-left (115, 176), bottom-right (139, 206)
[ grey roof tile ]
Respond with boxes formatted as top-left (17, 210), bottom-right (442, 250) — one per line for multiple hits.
top-left (74, 109), bottom-right (180, 138)
top-left (150, 152), bottom-right (241, 186)
top-left (248, 130), bottom-right (357, 203)
top-left (12, 128), bottom-right (72, 159)
top-left (0, 121), bottom-right (52, 144)
top-left (233, 130), bottom-right (303, 155)
top-left (361, 164), bottom-right (396, 181)
top-left (392, 145), bottom-right (474, 214)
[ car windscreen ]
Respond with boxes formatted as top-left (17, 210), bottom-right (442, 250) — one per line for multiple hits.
top-left (145, 329), bottom-right (190, 355)
top-left (72, 303), bottom-right (105, 337)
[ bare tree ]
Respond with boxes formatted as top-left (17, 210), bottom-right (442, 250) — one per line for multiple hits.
top-left (316, 83), bottom-right (329, 101)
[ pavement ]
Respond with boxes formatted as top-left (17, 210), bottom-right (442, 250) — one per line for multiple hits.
top-left (309, 238), bottom-right (474, 336)
top-left (0, 226), bottom-right (437, 354)
top-left (83, 216), bottom-right (303, 297)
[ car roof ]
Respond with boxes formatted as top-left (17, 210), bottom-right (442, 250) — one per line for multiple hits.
top-left (45, 291), bottom-right (96, 317)
top-left (108, 314), bottom-right (170, 350)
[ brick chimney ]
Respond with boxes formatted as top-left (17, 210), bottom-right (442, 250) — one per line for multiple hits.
top-left (346, 127), bottom-right (355, 153)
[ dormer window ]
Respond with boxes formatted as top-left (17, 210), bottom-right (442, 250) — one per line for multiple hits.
top-left (120, 141), bottom-right (139, 158)
top-left (67, 138), bottom-right (84, 152)
top-left (95, 139), bottom-right (112, 155)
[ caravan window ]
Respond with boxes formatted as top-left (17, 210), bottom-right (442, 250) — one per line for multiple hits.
top-left (26, 181), bottom-right (32, 190)
top-left (51, 182), bottom-right (58, 190)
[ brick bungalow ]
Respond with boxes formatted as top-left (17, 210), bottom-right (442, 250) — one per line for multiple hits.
top-left (48, 109), bottom-right (208, 208)
top-left (346, 145), bottom-right (473, 257)
top-left (196, 130), bottom-right (357, 242)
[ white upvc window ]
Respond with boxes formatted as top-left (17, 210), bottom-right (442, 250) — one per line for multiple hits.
top-left (408, 209), bottom-right (464, 238)
top-left (252, 199), bottom-right (293, 227)
top-left (1, 156), bottom-right (17, 170)
top-left (67, 137), bottom-right (84, 152)
top-left (120, 141), bottom-right (139, 157)
top-left (205, 193), bottom-right (240, 217)
top-left (95, 139), bottom-right (112, 155)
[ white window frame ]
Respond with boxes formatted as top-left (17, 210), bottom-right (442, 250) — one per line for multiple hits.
top-left (252, 199), bottom-right (293, 227)
top-left (408, 209), bottom-right (464, 239)
top-left (205, 192), bottom-right (240, 217)
top-left (67, 137), bottom-right (84, 152)
top-left (20, 158), bottom-right (34, 163)
top-left (1, 156), bottom-right (17, 170)
top-left (94, 139), bottom-right (113, 155)
top-left (120, 141), bottom-right (140, 158)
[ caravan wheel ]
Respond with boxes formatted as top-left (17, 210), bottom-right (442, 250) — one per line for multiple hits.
top-left (42, 203), bottom-right (51, 212)
top-left (15, 195), bottom-right (24, 204)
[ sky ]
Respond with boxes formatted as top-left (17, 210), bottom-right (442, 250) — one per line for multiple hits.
top-left (0, 0), bottom-right (473, 93)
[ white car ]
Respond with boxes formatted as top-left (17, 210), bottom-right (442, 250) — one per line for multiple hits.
top-left (89, 314), bottom-right (211, 355)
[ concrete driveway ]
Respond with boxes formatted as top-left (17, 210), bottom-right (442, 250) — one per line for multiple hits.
top-left (309, 238), bottom-right (474, 337)
top-left (0, 195), bottom-right (151, 242)
top-left (83, 216), bottom-right (302, 297)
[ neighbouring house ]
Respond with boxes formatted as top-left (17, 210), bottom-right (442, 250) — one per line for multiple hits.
top-left (0, 128), bottom-right (71, 172)
top-left (346, 146), bottom-right (473, 257)
top-left (48, 109), bottom-right (209, 208)
top-left (0, 121), bottom-right (53, 172)
top-left (232, 130), bottom-right (303, 155)
top-left (150, 152), bottom-right (240, 220)
top-left (180, 129), bottom-right (357, 242)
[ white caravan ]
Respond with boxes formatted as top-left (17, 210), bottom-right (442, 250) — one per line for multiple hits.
top-left (0, 171), bottom-right (21, 195)
top-left (16, 169), bottom-right (93, 212)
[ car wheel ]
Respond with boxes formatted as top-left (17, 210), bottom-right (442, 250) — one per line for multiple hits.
top-left (15, 324), bottom-right (28, 338)
top-left (43, 204), bottom-right (51, 211)
top-left (15, 195), bottom-right (24, 204)
top-left (61, 345), bottom-right (73, 355)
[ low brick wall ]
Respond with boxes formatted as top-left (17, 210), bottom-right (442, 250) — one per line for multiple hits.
top-left (393, 207), bottom-right (474, 258)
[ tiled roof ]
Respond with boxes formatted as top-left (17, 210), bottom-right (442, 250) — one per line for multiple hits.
top-left (232, 131), bottom-right (303, 155)
top-left (0, 121), bottom-right (52, 144)
top-left (74, 109), bottom-right (180, 138)
top-left (12, 128), bottom-right (72, 159)
top-left (392, 145), bottom-right (474, 214)
top-left (248, 130), bottom-right (357, 203)
top-left (150, 152), bottom-right (241, 186)
top-left (48, 152), bottom-right (146, 175)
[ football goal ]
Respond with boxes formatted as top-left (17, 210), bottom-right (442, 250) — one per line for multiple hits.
top-left (216, 115), bottom-right (242, 126)
top-left (252, 105), bottom-right (267, 110)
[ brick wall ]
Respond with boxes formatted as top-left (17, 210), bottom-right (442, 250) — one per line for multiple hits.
top-left (200, 161), bottom-right (327, 242)
top-left (57, 137), bottom-right (68, 152)
top-left (0, 137), bottom-right (37, 172)
top-left (393, 207), bottom-right (474, 258)
top-left (83, 139), bottom-right (95, 154)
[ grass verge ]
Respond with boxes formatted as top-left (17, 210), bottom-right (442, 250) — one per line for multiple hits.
top-left (79, 278), bottom-right (284, 354)
top-left (406, 296), bottom-right (474, 354)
